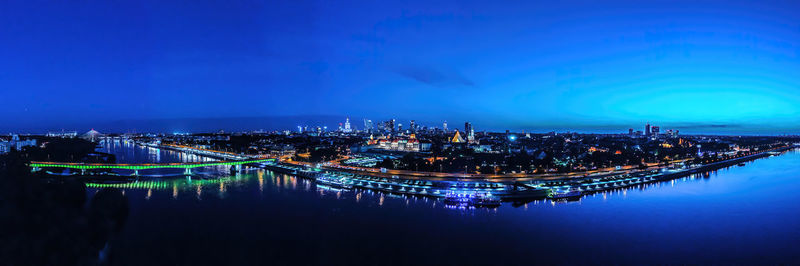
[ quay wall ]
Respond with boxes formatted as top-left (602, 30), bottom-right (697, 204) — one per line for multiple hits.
top-left (655, 146), bottom-right (795, 182)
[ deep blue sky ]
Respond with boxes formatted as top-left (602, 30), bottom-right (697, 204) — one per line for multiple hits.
top-left (2, 0), bottom-right (799, 134)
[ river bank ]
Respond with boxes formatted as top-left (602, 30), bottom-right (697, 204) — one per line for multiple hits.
top-left (265, 145), bottom-right (797, 200)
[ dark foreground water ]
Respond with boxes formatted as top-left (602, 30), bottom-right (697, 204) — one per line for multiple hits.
top-left (94, 141), bottom-right (800, 265)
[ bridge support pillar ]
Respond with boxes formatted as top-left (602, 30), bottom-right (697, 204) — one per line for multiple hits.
top-left (31, 167), bottom-right (40, 173)
top-left (184, 168), bottom-right (192, 176)
top-left (81, 169), bottom-right (87, 176)
top-left (236, 165), bottom-right (242, 172)
top-left (133, 169), bottom-right (139, 176)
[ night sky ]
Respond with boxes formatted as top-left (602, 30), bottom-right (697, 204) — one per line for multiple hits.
top-left (2, 0), bottom-right (799, 134)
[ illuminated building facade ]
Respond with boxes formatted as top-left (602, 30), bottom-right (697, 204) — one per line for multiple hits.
top-left (343, 117), bottom-right (352, 133)
top-left (363, 119), bottom-right (373, 133)
top-left (464, 122), bottom-right (475, 143)
top-left (451, 130), bottom-right (465, 143)
top-left (376, 138), bottom-right (431, 152)
top-left (46, 131), bottom-right (78, 138)
top-left (0, 135), bottom-right (37, 154)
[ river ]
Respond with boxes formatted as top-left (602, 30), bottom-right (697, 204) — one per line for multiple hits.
top-left (92, 140), bottom-right (800, 264)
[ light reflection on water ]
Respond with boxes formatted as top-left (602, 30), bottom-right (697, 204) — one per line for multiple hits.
top-left (90, 140), bottom-right (798, 211)
top-left (92, 145), bottom-right (800, 264)
top-left (85, 168), bottom-right (750, 214)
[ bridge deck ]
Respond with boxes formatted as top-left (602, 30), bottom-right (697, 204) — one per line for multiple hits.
top-left (30, 158), bottom-right (274, 170)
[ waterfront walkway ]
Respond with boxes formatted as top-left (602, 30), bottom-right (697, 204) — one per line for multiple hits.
top-left (287, 145), bottom-right (795, 184)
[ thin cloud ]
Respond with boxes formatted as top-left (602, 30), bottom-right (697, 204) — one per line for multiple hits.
top-left (673, 124), bottom-right (742, 129)
top-left (393, 66), bottom-right (475, 87)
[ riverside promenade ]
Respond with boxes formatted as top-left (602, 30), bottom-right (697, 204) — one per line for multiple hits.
top-left (275, 145), bottom-right (796, 199)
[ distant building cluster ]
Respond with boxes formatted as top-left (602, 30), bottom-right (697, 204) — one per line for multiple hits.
top-left (339, 117), bottom-right (353, 133)
top-left (0, 134), bottom-right (37, 154)
top-left (26, 116), bottom-right (789, 176)
top-left (169, 133), bottom-right (230, 142)
top-left (368, 134), bottom-right (432, 152)
top-left (629, 122), bottom-right (679, 138)
top-left (376, 138), bottom-right (430, 152)
top-left (294, 117), bottom-right (476, 138)
top-left (263, 144), bottom-right (296, 157)
top-left (46, 131), bottom-right (77, 138)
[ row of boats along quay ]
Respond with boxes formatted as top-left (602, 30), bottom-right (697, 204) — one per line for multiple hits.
top-left (31, 140), bottom-right (798, 208)
top-left (260, 144), bottom-right (797, 206)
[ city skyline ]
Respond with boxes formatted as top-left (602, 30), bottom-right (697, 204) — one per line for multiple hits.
top-left (7, 116), bottom-right (784, 138)
top-left (1, 114), bottom-right (794, 136)
top-left (2, 0), bottom-right (800, 134)
top-left (4, 1), bottom-right (800, 264)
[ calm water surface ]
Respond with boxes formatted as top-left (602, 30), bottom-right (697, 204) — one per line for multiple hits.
top-left (94, 140), bottom-right (800, 265)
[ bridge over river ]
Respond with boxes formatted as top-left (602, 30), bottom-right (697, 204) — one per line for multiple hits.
top-left (30, 158), bottom-right (275, 176)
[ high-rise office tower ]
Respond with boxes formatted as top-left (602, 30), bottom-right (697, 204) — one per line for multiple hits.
top-left (465, 122), bottom-right (475, 142)
top-left (343, 117), bottom-right (352, 133)
top-left (363, 119), bottom-right (373, 133)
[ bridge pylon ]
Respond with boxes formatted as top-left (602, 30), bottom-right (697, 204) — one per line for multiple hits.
top-left (184, 168), bottom-right (192, 176)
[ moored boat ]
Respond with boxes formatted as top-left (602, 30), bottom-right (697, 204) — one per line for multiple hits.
top-left (443, 192), bottom-right (503, 208)
top-left (443, 192), bottom-right (473, 205)
top-left (470, 193), bottom-right (502, 207)
top-left (547, 188), bottom-right (582, 199)
top-left (315, 174), bottom-right (352, 189)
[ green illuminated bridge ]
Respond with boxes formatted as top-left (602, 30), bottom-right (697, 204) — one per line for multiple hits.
top-left (30, 158), bottom-right (275, 176)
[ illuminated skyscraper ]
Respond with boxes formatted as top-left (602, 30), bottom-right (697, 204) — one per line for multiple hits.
top-left (382, 119), bottom-right (395, 133)
top-left (443, 121), bottom-right (448, 132)
top-left (465, 122), bottom-right (475, 142)
top-left (645, 122), bottom-right (651, 136)
top-left (363, 119), bottom-right (373, 133)
top-left (343, 117), bottom-right (352, 133)
top-left (504, 129), bottom-right (511, 152)
top-left (377, 121), bottom-right (384, 132)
